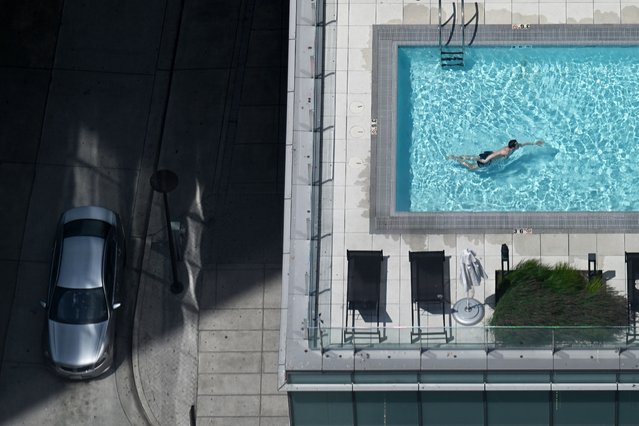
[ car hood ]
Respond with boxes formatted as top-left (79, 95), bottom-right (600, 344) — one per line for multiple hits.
top-left (48, 321), bottom-right (108, 367)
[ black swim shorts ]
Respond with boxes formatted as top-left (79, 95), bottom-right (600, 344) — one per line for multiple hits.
top-left (477, 151), bottom-right (493, 167)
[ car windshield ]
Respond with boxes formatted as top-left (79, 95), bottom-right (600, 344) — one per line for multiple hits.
top-left (50, 287), bottom-right (108, 324)
top-left (63, 219), bottom-right (111, 238)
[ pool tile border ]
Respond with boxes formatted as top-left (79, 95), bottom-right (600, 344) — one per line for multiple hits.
top-left (372, 24), bottom-right (639, 233)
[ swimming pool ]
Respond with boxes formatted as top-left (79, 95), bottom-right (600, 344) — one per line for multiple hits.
top-left (371, 25), bottom-right (639, 232)
top-left (396, 46), bottom-right (639, 213)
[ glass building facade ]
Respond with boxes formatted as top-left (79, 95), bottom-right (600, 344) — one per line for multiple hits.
top-left (288, 370), bottom-right (639, 425)
top-left (291, 390), bottom-right (639, 426)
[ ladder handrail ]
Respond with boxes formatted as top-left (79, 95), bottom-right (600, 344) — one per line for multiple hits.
top-left (440, 1), bottom-right (479, 67)
top-left (461, 0), bottom-right (465, 54)
top-left (464, 2), bottom-right (480, 46)
top-left (438, 0), bottom-right (441, 49)
top-left (439, 0), bottom-right (457, 48)
top-left (464, 1), bottom-right (479, 28)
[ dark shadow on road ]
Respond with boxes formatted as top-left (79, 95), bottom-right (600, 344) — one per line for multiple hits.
top-left (0, 0), bottom-right (288, 423)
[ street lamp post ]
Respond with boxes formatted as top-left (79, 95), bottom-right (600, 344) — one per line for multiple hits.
top-left (150, 169), bottom-right (184, 294)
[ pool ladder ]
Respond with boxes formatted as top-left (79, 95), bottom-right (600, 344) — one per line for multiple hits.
top-left (438, 0), bottom-right (479, 67)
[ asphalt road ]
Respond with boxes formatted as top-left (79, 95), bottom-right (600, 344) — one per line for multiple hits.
top-left (0, 0), bottom-right (288, 423)
top-left (0, 0), bottom-right (170, 423)
top-left (0, 203), bottom-right (148, 426)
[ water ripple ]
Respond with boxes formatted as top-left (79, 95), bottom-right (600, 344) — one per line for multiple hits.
top-left (398, 46), bottom-right (639, 212)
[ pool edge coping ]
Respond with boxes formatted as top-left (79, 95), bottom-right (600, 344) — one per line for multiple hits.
top-left (371, 24), bottom-right (639, 234)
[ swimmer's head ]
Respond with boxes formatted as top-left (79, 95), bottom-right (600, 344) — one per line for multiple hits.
top-left (508, 139), bottom-right (519, 149)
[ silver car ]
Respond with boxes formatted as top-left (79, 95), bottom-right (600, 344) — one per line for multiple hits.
top-left (41, 206), bottom-right (125, 379)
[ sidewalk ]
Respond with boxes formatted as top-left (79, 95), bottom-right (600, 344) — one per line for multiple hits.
top-left (130, 0), bottom-right (289, 424)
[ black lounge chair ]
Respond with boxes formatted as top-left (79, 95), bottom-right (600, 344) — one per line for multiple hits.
top-left (626, 252), bottom-right (639, 323)
top-left (409, 251), bottom-right (447, 330)
top-left (345, 250), bottom-right (384, 330)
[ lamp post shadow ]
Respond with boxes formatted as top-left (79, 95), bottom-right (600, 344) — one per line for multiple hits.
top-left (150, 169), bottom-right (184, 294)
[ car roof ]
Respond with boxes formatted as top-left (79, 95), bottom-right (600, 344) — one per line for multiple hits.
top-left (57, 236), bottom-right (105, 289)
top-left (62, 206), bottom-right (117, 226)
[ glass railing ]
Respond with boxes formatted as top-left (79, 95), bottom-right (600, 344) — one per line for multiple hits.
top-left (307, 0), bottom-right (338, 342)
top-left (310, 325), bottom-right (639, 352)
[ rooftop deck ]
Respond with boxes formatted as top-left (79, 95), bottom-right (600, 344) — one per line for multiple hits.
top-left (282, 0), bottom-right (639, 379)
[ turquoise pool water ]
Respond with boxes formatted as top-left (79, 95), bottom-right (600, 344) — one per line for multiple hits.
top-left (396, 46), bottom-right (639, 212)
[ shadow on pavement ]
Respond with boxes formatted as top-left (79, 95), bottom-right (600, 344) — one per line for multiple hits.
top-left (0, 0), bottom-right (288, 424)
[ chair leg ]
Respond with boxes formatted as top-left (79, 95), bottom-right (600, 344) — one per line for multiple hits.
top-left (351, 307), bottom-right (355, 329)
top-left (376, 302), bottom-right (381, 341)
top-left (411, 302), bottom-right (415, 329)
top-left (345, 304), bottom-right (349, 331)
top-left (351, 308), bottom-right (355, 333)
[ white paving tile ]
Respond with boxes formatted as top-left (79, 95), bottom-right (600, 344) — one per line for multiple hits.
top-left (567, 3), bottom-right (594, 22)
top-left (600, 255), bottom-right (625, 278)
top-left (569, 234), bottom-right (596, 255)
top-left (541, 3), bottom-right (568, 23)
top-left (377, 3), bottom-right (404, 23)
top-left (349, 4), bottom-right (378, 25)
top-left (347, 93), bottom-right (372, 117)
top-left (541, 233), bottom-right (569, 256)
top-left (347, 70), bottom-right (372, 93)
top-left (348, 47), bottom-right (373, 71)
top-left (386, 254), bottom-right (402, 279)
top-left (513, 3), bottom-right (541, 23)
top-left (345, 160), bottom-right (369, 186)
top-left (335, 70), bottom-right (348, 94)
top-left (428, 234), bottom-right (457, 252)
top-left (401, 234), bottom-right (429, 253)
top-left (333, 184), bottom-right (346, 210)
top-left (569, 254), bottom-right (589, 270)
top-left (335, 47), bottom-right (349, 71)
top-left (332, 255), bottom-right (345, 280)
top-left (333, 232), bottom-right (346, 257)
top-left (344, 184), bottom-right (368, 209)
top-left (372, 233), bottom-right (402, 256)
top-left (333, 161), bottom-right (346, 185)
top-left (337, 2), bottom-right (350, 24)
top-left (348, 26), bottom-right (372, 49)
top-left (621, 3), bottom-right (639, 23)
top-left (485, 2), bottom-right (514, 23)
top-left (456, 234), bottom-right (485, 256)
top-left (597, 234), bottom-right (625, 255)
top-left (334, 138), bottom-right (347, 163)
top-left (385, 279), bottom-right (401, 304)
top-left (403, 4), bottom-right (433, 24)
top-left (336, 24), bottom-right (350, 49)
top-left (540, 255), bottom-right (570, 266)
top-left (485, 234), bottom-right (513, 256)
top-left (345, 230), bottom-right (373, 249)
top-left (595, 3), bottom-right (622, 22)
top-left (333, 209), bottom-right (346, 233)
top-left (513, 234), bottom-right (541, 256)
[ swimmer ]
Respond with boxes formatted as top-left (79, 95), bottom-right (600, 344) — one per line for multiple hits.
top-left (447, 139), bottom-right (544, 170)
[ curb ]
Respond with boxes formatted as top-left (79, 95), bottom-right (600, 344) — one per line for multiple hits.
top-left (131, 236), bottom-right (161, 426)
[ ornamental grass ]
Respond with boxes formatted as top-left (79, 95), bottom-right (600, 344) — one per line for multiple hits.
top-left (489, 259), bottom-right (628, 346)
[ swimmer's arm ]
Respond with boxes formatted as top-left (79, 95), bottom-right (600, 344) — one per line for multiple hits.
top-left (520, 140), bottom-right (545, 147)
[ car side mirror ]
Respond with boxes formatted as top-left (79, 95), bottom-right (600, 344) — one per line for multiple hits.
top-left (112, 302), bottom-right (122, 310)
top-left (40, 300), bottom-right (47, 309)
